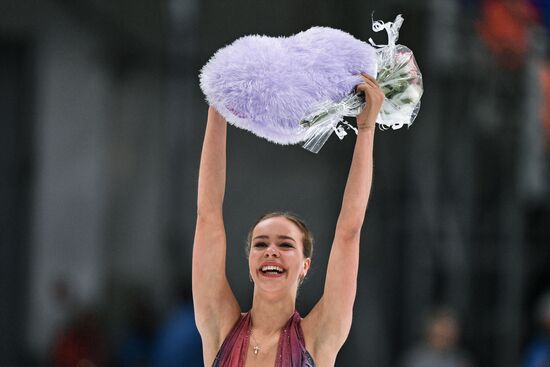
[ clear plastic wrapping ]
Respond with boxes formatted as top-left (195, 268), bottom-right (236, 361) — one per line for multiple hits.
top-left (373, 14), bottom-right (423, 130)
top-left (300, 15), bottom-right (424, 153)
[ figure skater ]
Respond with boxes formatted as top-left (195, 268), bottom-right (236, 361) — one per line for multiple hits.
top-left (193, 73), bottom-right (383, 367)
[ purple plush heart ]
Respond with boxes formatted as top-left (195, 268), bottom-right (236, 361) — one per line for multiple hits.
top-left (199, 27), bottom-right (377, 145)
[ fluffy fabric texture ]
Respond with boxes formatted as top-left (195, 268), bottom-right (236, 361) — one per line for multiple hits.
top-left (199, 27), bottom-right (377, 145)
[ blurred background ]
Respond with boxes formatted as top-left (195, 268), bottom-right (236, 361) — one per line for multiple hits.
top-left (1, 0), bottom-right (550, 366)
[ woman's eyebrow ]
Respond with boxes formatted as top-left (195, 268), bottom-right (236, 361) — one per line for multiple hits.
top-left (253, 235), bottom-right (269, 241)
top-left (277, 235), bottom-right (296, 242)
top-left (252, 235), bottom-right (296, 242)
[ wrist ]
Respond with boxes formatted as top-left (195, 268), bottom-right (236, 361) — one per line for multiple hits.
top-left (356, 116), bottom-right (375, 129)
top-left (356, 123), bottom-right (375, 137)
top-left (357, 121), bottom-right (375, 130)
top-left (208, 106), bottom-right (226, 122)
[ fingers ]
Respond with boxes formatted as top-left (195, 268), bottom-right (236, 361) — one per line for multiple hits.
top-left (355, 73), bottom-right (379, 93)
top-left (360, 72), bottom-right (377, 83)
top-left (355, 73), bottom-right (385, 119)
top-left (360, 73), bottom-right (379, 88)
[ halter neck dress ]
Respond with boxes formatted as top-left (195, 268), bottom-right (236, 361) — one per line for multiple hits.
top-left (212, 310), bottom-right (316, 367)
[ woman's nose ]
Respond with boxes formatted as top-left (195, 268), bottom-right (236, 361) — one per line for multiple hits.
top-left (264, 245), bottom-right (279, 257)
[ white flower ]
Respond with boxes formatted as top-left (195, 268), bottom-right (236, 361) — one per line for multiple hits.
top-left (398, 84), bottom-right (422, 105)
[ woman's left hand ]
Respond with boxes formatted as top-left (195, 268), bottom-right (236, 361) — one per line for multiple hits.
top-left (355, 73), bottom-right (385, 129)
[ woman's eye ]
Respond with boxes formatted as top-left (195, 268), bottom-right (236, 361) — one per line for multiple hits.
top-left (254, 242), bottom-right (267, 248)
top-left (280, 243), bottom-right (294, 248)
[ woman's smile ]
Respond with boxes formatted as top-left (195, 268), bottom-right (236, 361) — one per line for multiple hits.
top-left (258, 261), bottom-right (287, 279)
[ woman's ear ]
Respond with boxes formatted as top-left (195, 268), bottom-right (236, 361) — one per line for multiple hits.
top-left (303, 258), bottom-right (311, 277)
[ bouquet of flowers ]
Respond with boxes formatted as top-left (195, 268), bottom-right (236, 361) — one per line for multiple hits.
top-left (199, 15), bottom-right (423, 153)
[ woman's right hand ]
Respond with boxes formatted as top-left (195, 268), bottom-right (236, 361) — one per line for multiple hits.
top-left (355, 73), bottom-right (385, 129)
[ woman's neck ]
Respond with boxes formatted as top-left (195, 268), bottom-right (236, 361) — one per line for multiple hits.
top-left (249, 290), bottom-right (296, 336)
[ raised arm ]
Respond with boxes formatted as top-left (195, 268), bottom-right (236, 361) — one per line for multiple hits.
top-left (192, 107), bottom-right (240, 363)
top-left (304, 74), bottom-right (384, 359)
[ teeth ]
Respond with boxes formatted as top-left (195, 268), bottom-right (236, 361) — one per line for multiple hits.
top-left (261, 265), bottom-right (284, 273)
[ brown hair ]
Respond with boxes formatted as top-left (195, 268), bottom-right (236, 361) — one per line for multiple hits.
top-left (245, 211), bottom-right (314, 259)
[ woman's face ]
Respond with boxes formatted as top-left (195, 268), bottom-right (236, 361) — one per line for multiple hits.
top-left (248, 216), bottom-right (311, 295)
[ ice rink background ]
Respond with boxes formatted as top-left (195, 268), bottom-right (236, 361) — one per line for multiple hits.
top-left (1, 0), bottom-right (550, 366)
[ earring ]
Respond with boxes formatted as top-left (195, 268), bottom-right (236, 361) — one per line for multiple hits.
top-left (249, 274), bottom-right (254, 283)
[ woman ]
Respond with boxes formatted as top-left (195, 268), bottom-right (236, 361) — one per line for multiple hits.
top-left (193, 73), bottom-right (384, 367)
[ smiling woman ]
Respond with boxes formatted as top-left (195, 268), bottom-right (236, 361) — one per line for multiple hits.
top-left (192, 73), bottom-right (383, 367)
top-left (248, 215), bottom-right (312, 296)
